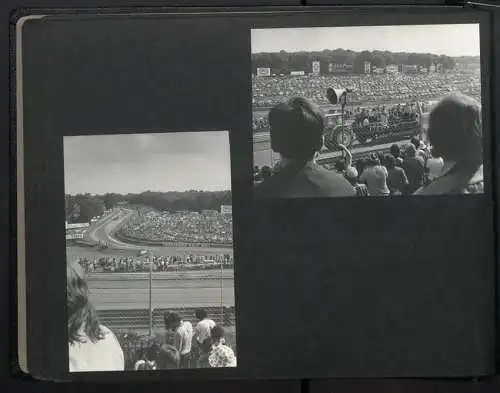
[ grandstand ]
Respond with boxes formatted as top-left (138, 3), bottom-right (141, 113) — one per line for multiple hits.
top-left (252, 70), bottom-right (481, 111)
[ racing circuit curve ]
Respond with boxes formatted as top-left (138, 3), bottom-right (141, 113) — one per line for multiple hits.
top-left (69, 208), bottom-right (235, 310)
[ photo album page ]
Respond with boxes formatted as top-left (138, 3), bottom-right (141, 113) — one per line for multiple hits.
top-left (15, 7), bottom-right (496, 381)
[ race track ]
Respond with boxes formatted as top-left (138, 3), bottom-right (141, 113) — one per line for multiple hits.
top-left (69, 209), bottom-right (235, 311)
top-left (82, 209), bottom-right (232, 256)
top-left (88, 275), bottom-right (235, 310)
top-left (253, 135), bottom-right (411, 168)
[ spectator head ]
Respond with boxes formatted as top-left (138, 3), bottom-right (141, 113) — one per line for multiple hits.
top-left (344, 167), bottom-right (359, 186)
top-left (164, 311), bottom-right (182, 330)
top-left (269, 97), bottom-right (324, 162)
top-left (67, 262), bottom-right (104, 344)
top-left (405, 144), bottom-right (417, 158)
top-left (410, 137), bottom-right (421, 150)
top-left (385, 154), bottom-right (397, 170)
top-left (390, 144), bottom-right (401, 158)
top-left (367, 153), bottom-right (380, 166)
top-left (428, 94), bottom-right (482, 166)
top-left (260, 166), bottom-right (272, 178)
top-left (195, 309), bottom-right (208, 321)
top-left (156, 344), bottom-right (180, 370)
top-left (396, 157), bottom-right (404, 167)
top-left (211, 324), bottom-right (226, 344)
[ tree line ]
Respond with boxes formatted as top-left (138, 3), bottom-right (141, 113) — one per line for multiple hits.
top-left (65, 190), bottom-right (232, 224)
top-left (252, 49), bottom-right (459, 75)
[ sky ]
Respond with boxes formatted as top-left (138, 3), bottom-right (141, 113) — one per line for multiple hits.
top-left (63, 131), bottom-right (231, 195)
top-left (251, 24), bottom-right (480, 57)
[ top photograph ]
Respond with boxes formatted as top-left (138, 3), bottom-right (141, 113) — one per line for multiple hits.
top-left (251, 24), bottom-right (484, 198)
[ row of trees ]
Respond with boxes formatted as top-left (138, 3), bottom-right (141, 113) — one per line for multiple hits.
top-left (65, 190), bottom-right (232, 223)
top-left (252, 49), bottom-right (460, 75)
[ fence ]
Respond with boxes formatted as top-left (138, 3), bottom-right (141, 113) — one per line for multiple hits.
top-left (97, 306), bottom-right (236, 333)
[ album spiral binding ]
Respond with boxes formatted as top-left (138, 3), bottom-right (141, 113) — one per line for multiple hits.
top-left (12, 2), bottom-right (500, 381)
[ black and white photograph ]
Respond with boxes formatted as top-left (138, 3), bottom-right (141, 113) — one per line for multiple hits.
top-left (252, 24), bottom-right (484, 198)
top-left (64, 131), bottom-right (236, 372)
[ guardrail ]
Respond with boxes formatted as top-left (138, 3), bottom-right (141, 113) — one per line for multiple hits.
top-left (96, 306), bottom-right (236, 333)
top-left (87, 270), bottom-right (235, 281)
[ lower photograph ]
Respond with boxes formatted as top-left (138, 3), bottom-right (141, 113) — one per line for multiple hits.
top-left (64, 130), bottom-right (236, 372)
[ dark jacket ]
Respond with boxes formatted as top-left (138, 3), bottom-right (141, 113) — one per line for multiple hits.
top-left (254, 161), bottom-right (355, 199)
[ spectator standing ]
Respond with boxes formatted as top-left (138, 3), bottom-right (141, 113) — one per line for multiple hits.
top-left (194, 309), bottom-right (216, 345)
top-left (197, 337), bottom-right (213, 368)
top-left (344, 167), bottom-right (369, 197)
top-left (359, 156), bottom-right (390, 197)
top-left (208, 325), bottom-right (237, 368)
top-left (402, 144), bottom-right (425, 194)
top-left (386, 154), bottom-right (409, 196)
top-left (165, 312), bottom-right (194, 368)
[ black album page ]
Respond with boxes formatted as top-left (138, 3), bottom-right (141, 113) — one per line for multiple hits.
top-left (15, 6), bottom-right (496, 381)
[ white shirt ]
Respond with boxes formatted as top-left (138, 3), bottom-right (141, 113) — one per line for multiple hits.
top-left (174, 321), bottom-right (194, 355)
top-left (69, 325), bottom-right (124, 372)
top-left (195, 318), bottom-right (216, 344)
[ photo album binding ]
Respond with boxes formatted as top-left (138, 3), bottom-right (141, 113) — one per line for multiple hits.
top-left (13, 5), bottom-right (498, 381)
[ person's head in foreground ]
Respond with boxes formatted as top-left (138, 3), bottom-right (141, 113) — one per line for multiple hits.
top-left (208, 325), bottom-right (237, 368)
top-left (67, 262), bottom-right (124, 371)
top-left (269, 97), bottom-right (324, 166)
top-left (254, 97), bottom-right (355, 199)
top-left (416, 94), bottom-right (483, 195)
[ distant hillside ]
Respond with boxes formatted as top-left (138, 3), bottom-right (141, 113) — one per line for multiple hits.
top-left (252, 48), bottom-right (457, 75)
top-left (454, 56), bottom-right (480, 63)
top-left (65, 190), bottom-right (232, 223)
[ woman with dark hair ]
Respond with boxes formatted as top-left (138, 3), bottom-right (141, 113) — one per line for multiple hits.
top-left (415, 94), bottom-right (483, 194)
top-left (68, 262), bottom-right (124, 371)
top-left (208, 325), bottom-right (237, 368)
top-left (254, 97), bottom-right (355, 198)
top-left (390, 144), bottom-right (401, 160)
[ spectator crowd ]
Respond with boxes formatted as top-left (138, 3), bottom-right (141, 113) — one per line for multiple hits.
top-left (252, 69), bottom-right (481, 108)
top-left (76, 253), bottom-right (234, 273)
top-left (120, 210), bottom-right (233, 245)
top-left (68, 261), bottom-right (237, 371)
top-left (254, 93), bottom-right (484, 198)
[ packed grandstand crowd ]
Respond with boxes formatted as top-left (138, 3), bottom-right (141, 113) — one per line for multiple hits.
top-left (119, 209), bottom-right (233, 245)
top-left (77, 253), bottom-right (234, 273)
top-left (252, 70), bottom-right (480, 131)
